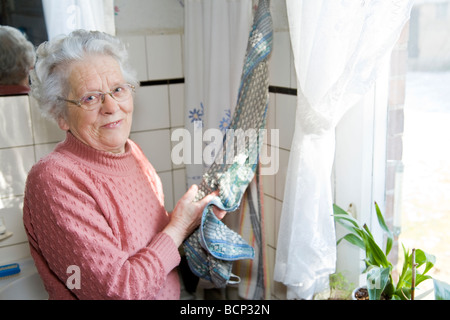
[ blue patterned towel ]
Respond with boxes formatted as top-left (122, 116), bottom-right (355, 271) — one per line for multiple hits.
top-left (183, 0), bottom-right (272, 288)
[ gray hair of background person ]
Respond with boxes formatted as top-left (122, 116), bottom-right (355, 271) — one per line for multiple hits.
top-left (30, 29), bottom-right (138, 123)
top-left (0, 25), bottom-right (36, 85)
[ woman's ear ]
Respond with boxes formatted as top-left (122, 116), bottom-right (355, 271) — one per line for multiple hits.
top-left (57, 116), bottom-right (69, 131)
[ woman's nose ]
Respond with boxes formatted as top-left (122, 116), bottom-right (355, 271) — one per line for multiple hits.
top-left (100, 93), bottom-right (119, 114)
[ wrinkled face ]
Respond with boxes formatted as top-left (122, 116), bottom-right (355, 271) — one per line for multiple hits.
top-left (58, 55), bottom-right (133, 154)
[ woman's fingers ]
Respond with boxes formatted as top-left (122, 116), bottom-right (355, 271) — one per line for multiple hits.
top-left (183, 184), bottom-right (199, 202)
top-left (196, 189), bottom-right (227, 220)
top-left (212, 206), bottom-right (227, 220)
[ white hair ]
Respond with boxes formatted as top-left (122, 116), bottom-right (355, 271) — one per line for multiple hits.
top-left (0, 26), bottom-right (36, 85)
top-left (30, 29), bottom-right (138, 122)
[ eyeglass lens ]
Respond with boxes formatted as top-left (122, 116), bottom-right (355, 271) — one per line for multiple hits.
top-left (80, 84), bottom-right (133, 109)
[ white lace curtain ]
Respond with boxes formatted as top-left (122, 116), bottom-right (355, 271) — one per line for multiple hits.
top-left (274, 0), bottom-right (413, 300)
top-left (42, 0), bottom-right (115, 40)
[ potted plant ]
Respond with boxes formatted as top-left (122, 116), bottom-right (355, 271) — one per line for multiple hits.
top-left (333, 202), bottom-right (436, 300)
top-left (313, 272), bottom-right (355, 300)
top-left (328, 272), bottom-right (354, 300)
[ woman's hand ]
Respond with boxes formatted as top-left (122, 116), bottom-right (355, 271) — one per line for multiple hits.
top-left (163, 184), bottom-right (226, 247)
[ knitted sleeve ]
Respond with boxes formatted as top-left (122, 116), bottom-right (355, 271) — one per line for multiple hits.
top-left (23, 157), bottom-right (180, 300)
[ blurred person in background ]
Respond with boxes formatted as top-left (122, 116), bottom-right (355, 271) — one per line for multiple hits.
top-left (0, 25), bottom-right (35, 95)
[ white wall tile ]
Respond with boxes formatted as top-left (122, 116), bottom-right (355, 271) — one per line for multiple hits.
top-left (169, 83), bottom-right (185, 127)
top-left (275, 147), bottom-right (290, 201)
top-left (29, 97), bottom-right (65, 145)
top-left (0, 196), bottom-right (27, 249)
top-left (262, 161), bottom-right (275, 198)
top-left (269, 32), bottom-right (291, 88)
top-left (129, 130), bottom-right (172, 172)
top-left (114, 0), bottom-right (184, 35)
top-left (132, 85), bottom-right (170, 131)
top-left (274, 198), bottom-right (283, 249)
top-left (158, 171), bottom-right (174, 212)
top-left (170, 128), bottom-right (186, 170)
top-left (267, 93), bottom-right (276, 132)
top-left (0, 96), bottom-right (33, 148)
top-left (172, 168), bottom-right (187, 203)
top-left (146, 34), bottom-right (183, 80)
top-left (34, 143), bottom-right (58, 162)
top-left (275, 93), bottom-right (296, 150)
top-left (290, 50), bottom-right (297, 89)
top-left (0, 146), bottom-right (35, 198)
top-left (119, 35), bottom-right (149, 81)
top-left (263, 194), bottom-right (275, 247)
top-left (261, 127), bottom-right (280, 170)
top-left (266, 245), bottom-right (275, 296)
top-left (180, 34), bottom-right (185, 77)
top-left (0, 243), bottom-right (31, 265)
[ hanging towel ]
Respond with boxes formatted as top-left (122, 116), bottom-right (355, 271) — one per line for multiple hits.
top-left (183, 0), bottom-right (273, 288)
top-left (235, 165), bottom-right (269, 299)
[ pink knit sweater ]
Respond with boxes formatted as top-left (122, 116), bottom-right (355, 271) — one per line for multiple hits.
top-left (23, 132), bottom-right (181, 300)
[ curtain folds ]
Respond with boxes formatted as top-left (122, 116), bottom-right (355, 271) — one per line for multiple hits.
top-left (275, 0), bottom-right (413, 300)
top-left (184, 0), bottom-right (252, 187)
top-left (42, 0), bottom-right (115, 40)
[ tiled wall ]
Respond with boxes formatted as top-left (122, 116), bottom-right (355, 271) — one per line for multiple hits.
top-left (0, 95), bottom-right (65, 264)
top-left (0, 7), bottom-right (296, 301)
top-left (121, 33), bottom-right (187, 213)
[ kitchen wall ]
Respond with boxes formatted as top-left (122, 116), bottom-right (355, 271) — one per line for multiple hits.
top-left (0, 0), bottom-right (295, 300)
top-left (0, 95), bottom-right (65, 264)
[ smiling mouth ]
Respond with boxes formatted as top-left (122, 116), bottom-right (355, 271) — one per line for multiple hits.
top-left (102, 120), bottom-right (122, 128)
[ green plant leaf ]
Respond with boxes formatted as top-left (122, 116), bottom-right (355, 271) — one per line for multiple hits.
top-left (362, 223), bottom-right (374, 239)
top-left (335, 219), bottom-right (364, 238)
top-left (374, 202), bottom-right (393, 256)
top-left (366, 266), bottom-right (391, 300)
top-left (396, 246), bottom-right (436, 293)
top-left (362, 224), bottom-right (389, 267)
top-left (333, 203), bottom-right (351, 216)
top-left (333, 204), bottom-right (367, 251)
top-left (414, 249), bottom-right (436, 275)
top-left (415, 274), bottom-right (432, 287)
top-left (434, 279), bottom-right (450, 300)
top-left (384, 281), bottom-right (395, 299)
top-left (396, 243), bottom-right (411, 290)
top-left (333, 204), bottom-right (361, 228)
top-left (337, 233), bottom-right (365, 250)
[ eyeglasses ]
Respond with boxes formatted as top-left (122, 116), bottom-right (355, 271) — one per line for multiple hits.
top-left (58, 83), bottom-right (135, 111)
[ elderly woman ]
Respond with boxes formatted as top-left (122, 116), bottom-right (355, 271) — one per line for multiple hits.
top-left (23, 30), bottom-right (223, 300)
top-left (0, 25), bottom-right (35, 95)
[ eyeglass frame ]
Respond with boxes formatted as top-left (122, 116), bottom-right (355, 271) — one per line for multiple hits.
top-left (57, 83), bottom-right (136, 111)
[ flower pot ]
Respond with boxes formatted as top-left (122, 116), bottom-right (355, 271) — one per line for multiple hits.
top-left (352, 285), bottom-right (391, 300)
top-left (352, 286), bottom-right (368, 300)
